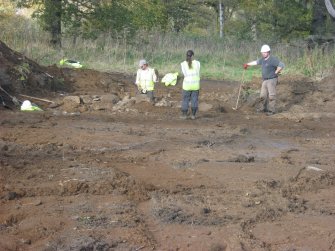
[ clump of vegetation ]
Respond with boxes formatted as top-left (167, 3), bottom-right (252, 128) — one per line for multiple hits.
top-left (14, 62), bottom-right (30, 81)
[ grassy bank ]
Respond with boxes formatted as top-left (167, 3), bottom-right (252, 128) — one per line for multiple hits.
top-left (1, 17), bottom-right (335, 82)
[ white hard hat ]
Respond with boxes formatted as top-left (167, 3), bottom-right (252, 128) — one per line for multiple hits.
top-left (260, 44), bottom-right (271, 53)
top-left (139, 59), bottom-right (147, 67)
top-left (21, 100), bottom-right (32, 109)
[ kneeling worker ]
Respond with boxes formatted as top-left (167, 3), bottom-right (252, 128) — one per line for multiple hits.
top-left (135, 59), bottom-right (157, 102)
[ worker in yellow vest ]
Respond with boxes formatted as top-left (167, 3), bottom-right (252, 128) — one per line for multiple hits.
top-left (180, 50), bottom-right (200, 120)
top-left (135, 59), bottom-right (157, 102)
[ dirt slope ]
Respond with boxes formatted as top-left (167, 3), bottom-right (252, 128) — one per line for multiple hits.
top-left (0, 40), bottom-right (70, 109)
top-left (0, 41), bottom-right (335, 251)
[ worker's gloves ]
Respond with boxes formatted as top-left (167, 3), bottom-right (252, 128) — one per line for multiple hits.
top-left (243, 64), bottom-right (248, 70)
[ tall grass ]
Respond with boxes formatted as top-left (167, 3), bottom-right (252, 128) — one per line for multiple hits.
top-left (1, 17), bottom-right (335, 82)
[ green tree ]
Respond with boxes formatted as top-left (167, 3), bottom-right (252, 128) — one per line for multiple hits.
top-left (83, 1), bottom-right (133, 39)
top-left (128, 0), bottom-right (167, 30)
top-left (204, 0), bottom-right (245, 37)
top-left (318, 0), bottom-right (335, 36)
top-left (234, 0), bottom-right (312, 41)
top-left (161, 0), bottom-right (193, 32)
top-left (1, 0), bottom-right (16, 17)
top-left (12, 0), bottom-right (168, 45)
top-left (82, 0), bottom-right (168, 39)
top-left (14, 0), bottom-right (62, 47)
top-left (43, 0), bottom-right (62, 47)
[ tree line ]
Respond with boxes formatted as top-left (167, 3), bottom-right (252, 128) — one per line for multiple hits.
top-left (9, 0), bottom-right (335, 47)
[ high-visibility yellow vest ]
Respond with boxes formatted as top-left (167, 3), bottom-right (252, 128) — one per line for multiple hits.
top-left (59, 59), bottom-right (83, 68)
top-left (161, 72), bottom-right (178, 86)
top-left (136, 68), bottom-right (156, 91)
top-left (181, 60), bottom-right (200, 91)
top-left (21, 100), bottom-right (43, 111)
top-left (21, 106), bottom-right (43, 111)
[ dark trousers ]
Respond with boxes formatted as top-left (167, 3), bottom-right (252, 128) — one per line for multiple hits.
top-left (146, 91), bottom-right (154, 102)
top-left (182, 90), bottom-right (199, 114)
top-left (139, 90), bottom-right (154, 102)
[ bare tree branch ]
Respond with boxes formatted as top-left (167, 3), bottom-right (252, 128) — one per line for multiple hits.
top-left (325, 0), bottom-right (335, 18)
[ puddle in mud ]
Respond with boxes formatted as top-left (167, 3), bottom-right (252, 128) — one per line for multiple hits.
top-left (234, 137), bottom-right (298, 160)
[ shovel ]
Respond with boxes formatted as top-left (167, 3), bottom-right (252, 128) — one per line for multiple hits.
top-left (232, 69), bottom-right (246, 111)
top-left (0, 86), bottom-right (21, 106)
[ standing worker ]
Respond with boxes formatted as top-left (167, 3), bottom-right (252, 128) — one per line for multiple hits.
top-left (180, 50), bottom-right (201, 120)
top-left (243, 44), bottom-right (284, 115)
top-left (135, 59), bottom-right (157, 102)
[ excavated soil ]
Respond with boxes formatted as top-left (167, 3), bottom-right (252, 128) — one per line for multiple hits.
top-left (1, 42), bottom-right (335, 251)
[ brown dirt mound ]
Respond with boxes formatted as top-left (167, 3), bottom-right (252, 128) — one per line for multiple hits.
top-left (0, 40), bottom-right (70, 109)
top-left (238, 74), bottom-right (335, 118)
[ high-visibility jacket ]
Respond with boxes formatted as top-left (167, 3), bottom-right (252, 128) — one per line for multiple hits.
top-left (181, 60), bottom-right (200, 91)
top-left (21, 100), bottom-right (43, 111)
top-left (161, 72), bottom-right (178, 86)
top-left (59, 59), bottom-right (83, 68)
top-left (21, 106), bottom-right (43, 111)
top-left (135, 67), bottom-right (157, 92)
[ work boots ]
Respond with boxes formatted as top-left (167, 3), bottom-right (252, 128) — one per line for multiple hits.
top-left (180, 111), bottom-right (188, 120)
top-left (180, 108), bottom-right (197, 120)
top-left (191, 108), bottom-right (197, 120)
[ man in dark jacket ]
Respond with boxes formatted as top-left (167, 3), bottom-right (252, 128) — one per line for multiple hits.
top-left (244, 44), bottom-right (284, 115)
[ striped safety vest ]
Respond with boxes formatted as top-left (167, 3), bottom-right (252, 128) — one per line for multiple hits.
top-left (136, 68), bottom-right (156, 92)
top-left (181, 60), bottom-right (200, 91)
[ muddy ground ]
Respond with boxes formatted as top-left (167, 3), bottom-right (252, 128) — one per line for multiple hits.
top-left (1, 59), bottom-right (335, 250)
